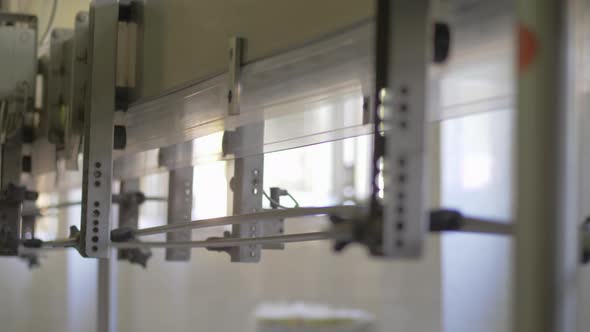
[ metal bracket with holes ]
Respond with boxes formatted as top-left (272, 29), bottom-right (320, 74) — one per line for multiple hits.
top-left (226, 124), bottom-right (264, 262)
top-left (79, 0), bottom-right (118, 258)
top-left (159, 142), bottom-right (194, 261)
top-left (224, 36), bottom-right (264, 262)
top-left (369, 0), bottom-right (430, 258)
top-left (382, 0), bottom-right (430, 257)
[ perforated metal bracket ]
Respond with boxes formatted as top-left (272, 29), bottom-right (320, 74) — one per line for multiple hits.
top-left (158, 142), bottom-right (193, 261)
top-left (366, 0), bottom-right (431, 258)
top-left (381, 0), bottom-right (430, 258)
top-left (80, 0), bottom-right (118, 258)
top-left (224, 124), bottom-right (264, 263)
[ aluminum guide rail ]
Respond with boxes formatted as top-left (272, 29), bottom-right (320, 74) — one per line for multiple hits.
top-left (121, 23), bottom-right (373, 158)
top-left (30, 4), bottom-right (516, 192)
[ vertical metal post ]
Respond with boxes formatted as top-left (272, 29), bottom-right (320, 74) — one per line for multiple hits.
top-left (225, 36), bottom-right (264, 262)
top-left (158, 141), bottom-right (193, 261)
top-left (80, 0), bottom-right (118, 258)
top-left (514, 0), bottom-right (579, 331)
top-left (229, 124), bottom-right (264, 263)
top-left (374, 0), bottom-right (430, 258)
top-left (166, 166), bottom-right (193, 261)
top-left (97, 256), bottom-right (117, 332)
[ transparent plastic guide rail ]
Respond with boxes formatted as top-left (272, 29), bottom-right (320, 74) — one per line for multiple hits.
top-left (32, 0), bottom-right (516, 190)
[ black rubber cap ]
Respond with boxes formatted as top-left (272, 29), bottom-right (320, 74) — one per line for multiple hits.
top-left (22, 156), bottom-right (32, 173)
top-left (111, 227), bottom-right (134, 242)
top-left (118, 3), bottom-right (134, 22)
top-left (115, 87), bottom-right (130, 111)
top-left (22, 126), bottom-right (34, 143)
top-left (113, 125), bottom-right (127, 150)
top-left (429, 209), bottom-right (463, 232)
top-left (433, 22), bottom-right (451, 64)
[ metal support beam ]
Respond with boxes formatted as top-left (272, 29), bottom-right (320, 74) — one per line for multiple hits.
top-left (80, 0), bottom-right (118, 258)
top-left (514, 0), bottom-right (580, 331)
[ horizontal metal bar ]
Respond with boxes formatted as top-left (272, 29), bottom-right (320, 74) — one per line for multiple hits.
top-left (38, 239), bottom-right (78, 249)
top-left (430, 210), bottom-right (513, 236)
top-left (460, 216), bottom-right (513, 235)
top-left (112, 231), bottom-right (345, 249)
top-left (27, 210), bottom-right (512, 253)
top-left (131, 205), bottom-right (360, 237)
top-left (36, 196), bottom-right (167, 211)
